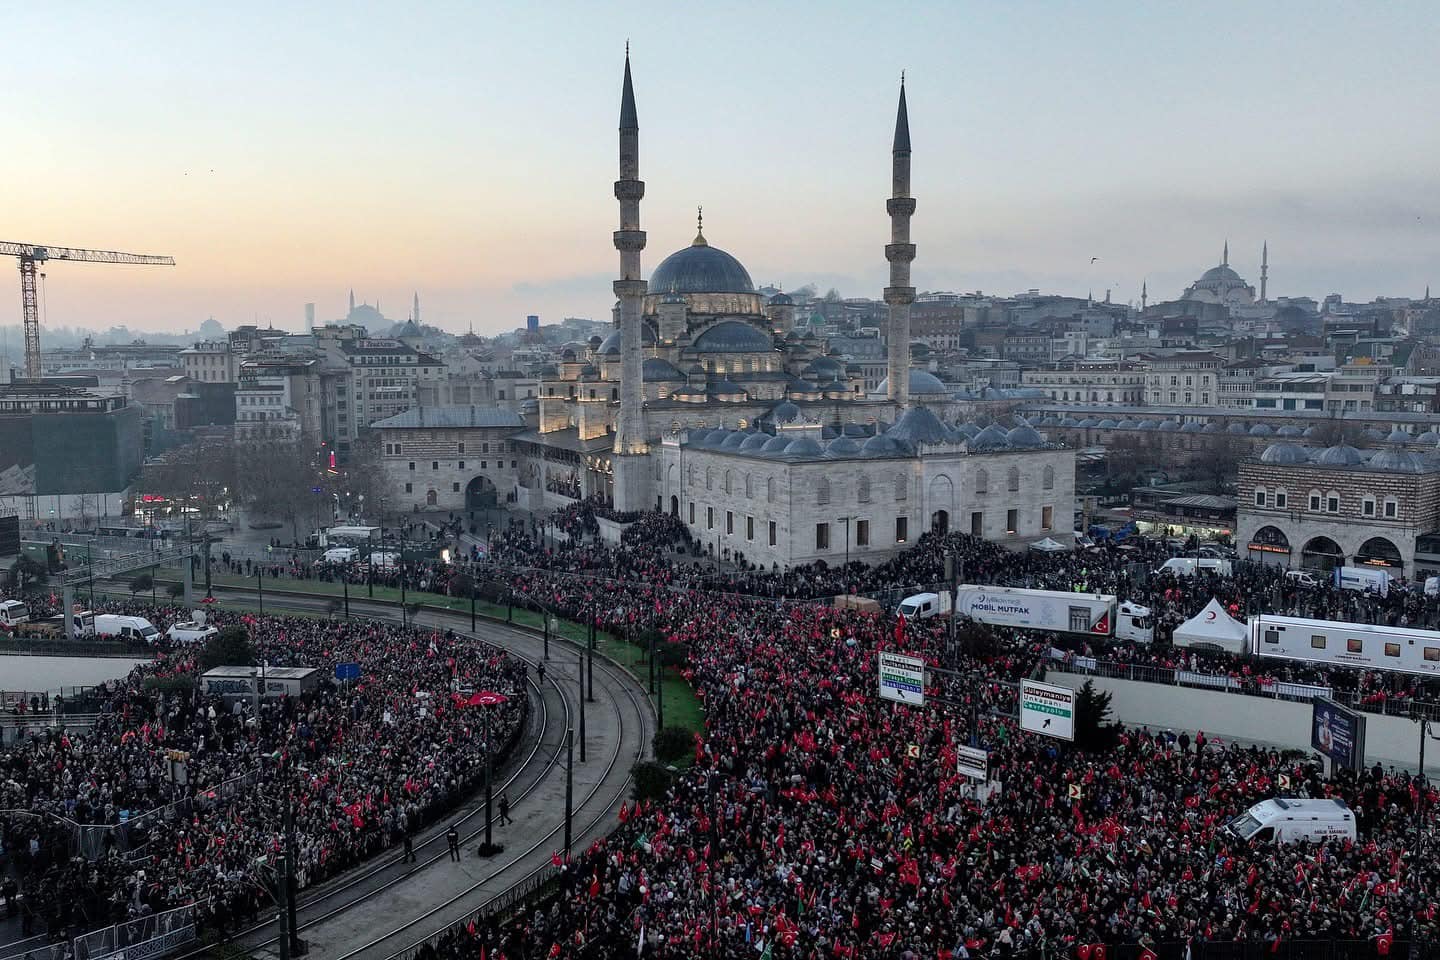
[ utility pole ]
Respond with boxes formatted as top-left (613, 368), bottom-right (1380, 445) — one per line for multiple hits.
top-left (283, 772), bottom-right (302, 955)
top-left (578, 648), bottom-right (587, 763)
top-left (543, 611), bottom-right (550, 660)
top-left (563, 727), bottom-right (574, 856)
top-left (946, 551), bottom-right (958, 656)
top-left (648, 629), bottom-right (657, 695)
top-left (342, 577), bottom-right (349, 618)
top-left (257, 567), bottom-right (264, 615)
top-left (470, 578), bottom-right (477, 632)
top-left (275, 851), bottom-right (291, 960)
top-left (587, 603), bottom-right (595, 703)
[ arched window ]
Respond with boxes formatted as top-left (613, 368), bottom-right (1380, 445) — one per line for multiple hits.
top-left (687, 465), bottom-right (696, 487)
top-left (816, 477), bottom-right (831, 506)
top-left (894, 472), bottom-right (908, 501)
top-left (1007, 466), bottom-right (1020, 492)
top-left (1255, 487), bottom-right (1268, 508)
top-left (858, 474), bottom-right (872, 503)
top-left (975, 468), bottom-right (989, 495)
top-left (723, 470), bottom-right (733, 494)
top-left (706, 468), bottom-right (713, 491)
top-left (1274, 488), bottom-right (1288, 509)
top-left (744, 474), bottom-right (753, 498)
top-left (1042, 465), bottom-right (1054, 490)
top-left (1326, 490), bottom-right (1341, 514)
top-left (766, 477), bottom-right (775, 503)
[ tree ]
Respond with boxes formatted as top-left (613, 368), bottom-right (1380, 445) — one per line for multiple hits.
top-left (166, 581), bottom-right (186, 600)
top-left (140, 438), bottom-right (236, 532)
top-left (1105, 435), bottom-right (1142, 484)
top-left (129, 573), bottom-right (154, 595)
top-left (448, 572), bottom-right (475, 598)
top-left (652, 726), bottom-right (692, 764)
top-left (10, 556), bottom-right (47, 591)
top-left (1074, 680), bottom-right (1122, 752)
top-left (199, 625), bottom-right (256, 670)
top-left (341, 432), bottom-right (396, 523)
top-left (631, 760), bottom-right (674, 801)
top-left (1200, 435), bottom-right (1246, 494)
top-left (235, 439), bottom-right (321, 545)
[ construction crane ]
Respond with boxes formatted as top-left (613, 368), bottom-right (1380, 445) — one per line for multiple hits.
top-left (0, 242), bottom-right (175, 380)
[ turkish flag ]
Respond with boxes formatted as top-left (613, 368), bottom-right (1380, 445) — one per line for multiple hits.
top-left (894, 613), bottom-right (907, 643)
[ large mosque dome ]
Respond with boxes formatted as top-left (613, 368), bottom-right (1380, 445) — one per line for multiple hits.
top-left (1198, 265), bottom-right (1243, 284)
top-left (649, 235), bottom-right (754, 295)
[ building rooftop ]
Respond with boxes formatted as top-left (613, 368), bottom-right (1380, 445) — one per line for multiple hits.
top-left (371, 406), bottom-right (526, 429)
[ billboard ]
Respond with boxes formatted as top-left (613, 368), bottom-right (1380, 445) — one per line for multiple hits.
top-left (1312, 696), bottom-right (1367, 772)
top-left (1019, 679), bottom-right (1076, 741)
top-left (0, 515), bottom-right (18, 557)
top-left (877, 652), bottom-right (925, 706)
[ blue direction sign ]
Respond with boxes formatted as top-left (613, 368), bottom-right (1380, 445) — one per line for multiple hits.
top-left (334, 662), bottom-right (361, 682)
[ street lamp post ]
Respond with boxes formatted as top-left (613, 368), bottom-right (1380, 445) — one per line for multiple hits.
top-left (563, 727), bottom-right (574, 856)
top-left (841, 517), bottom-right (850, 569)
top-left (577, 648), bottom-right (587, 763)
top-left (475, 691), bottom-right (507, 857)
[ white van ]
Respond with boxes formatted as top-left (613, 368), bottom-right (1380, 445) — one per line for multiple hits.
top-left (1284, 570), bottom-right (1321, 588)
top-left (167, 621), bottom-right (219, 644)
top-left (322, 547), bottom-right (360, 564)
top-left (1226, 798), bottom-right (1355, 844)
top-left (1334, 566), bottom-right (1391, 597)
top-left (896, 592), bottom-right (951, 620)
top-left (0, 599), bottom-right (30, 627)
top-left (1156, 557), bottom-right (1232, 578)
top-left (94, 614), bottom-right (161, 644)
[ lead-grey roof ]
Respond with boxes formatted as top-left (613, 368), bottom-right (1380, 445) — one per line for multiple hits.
top-left (372, 406), bottom-right (525, 429)
top-left (885, 406), bottom-right (953, 445)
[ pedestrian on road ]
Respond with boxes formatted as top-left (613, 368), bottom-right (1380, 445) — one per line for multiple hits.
top-left (446, 825), bottom-right (460, 862)
top-left (402, 832), bottom-right (416, 863)
top-left (498, 791), bottom-right (512, 825)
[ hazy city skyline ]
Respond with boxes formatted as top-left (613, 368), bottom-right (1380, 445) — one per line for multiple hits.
top-left (9, 0), bottom-right (1440, 336)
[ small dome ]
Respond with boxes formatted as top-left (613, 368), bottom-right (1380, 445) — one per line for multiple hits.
top-left (1007, 425), bottom-right (1045, 448)
top-left (519, 397), bottom-right (539, 413)
top-left (1369, 449), bottom-right (1428, 473)
top-left (1302, 425), bottom-right (1320, 438)
top-left (1386, 427), bottom-right (1412, 443)
top-left (1361, 428), bottom-right (1386, 441)
top-left (826, 436), bottom-right (863, 457)
top-left (709, 379), bottom-right (746, 396)
top-left (872, 369), bottom-right (949, 397)
top-left (1059, 417), bottom-right (1080, 427)
top-left (1157, 420), bottom-right (1181, 432)
top-left (861, 434), bottom-right (902, 456)
top-left (1136, 419), bottom-right (1160, 430)
top-left (1260, 442), bottom-right (1311, 465)
top-left (671, 385), bottom-right (708, 402)
top-left (783, 438), bottom-right (824, 457)
top-left (587, 335), bottom-right (603, 347)
top-left (688, 428), bottom-right (716, 446)
top-left (804, 355), bottom-right (846, 379)
top-left (691, 320), bottom-right (774, 353)
top-left (1276, 425), bottom-right (1304, 437)
top-left (720, 431), bottom-right (749, 450)
top-left (787, 381), bottom-right (822, 399)
top-left (642, 357), bottom-right (684, 381)
top-left (1203, 422), bottom-right (1225, 434)
top-left (1418, 430), bottom-right (1440, 444)
top-left (1225, 422), bottom-right (1249, 435)
top-left (1316, 444), bottom-right (1366, 466)
top-left (761, 435), bottom-right (792, 453)
top-left (1248, 423), bottom-right (1273, 437)
top-left (1096, 418), bottom-right (1119, 429)
top-left (1077, 418), bottom-right (1100, 428)
top-left (597, 325), bottom-right (656, 355)
top-left (740, 433), bottom-right (770, 451)
top-left (954, 422), bottom-right (980, 439)
top-left (971, 424), bottom-right (1012, 450)
top-left (886, 407), bottom-right (954, 446)
top-left (770, 401), bottom-right (801, 423)
top-left (1117, 419), bottom-right (1140, 430)
top-left (1181, 421), bottom-right (1205, 433)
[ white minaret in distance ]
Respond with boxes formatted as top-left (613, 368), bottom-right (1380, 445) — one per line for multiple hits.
top-left (1259, 242), bottom-right (1268, 303)
top-left (1141, 280), bottom-right (1148, 312)
top-left (413, 291), bottom-right (421, 326)
top-left (885, 76), bottom-right (916, 410)
top-left (611, 47), bottom-right (650, 510)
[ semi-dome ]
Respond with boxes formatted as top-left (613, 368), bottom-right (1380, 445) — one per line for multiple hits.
top-left (826, 436), bottom-right (863, 457)
top-left (1368, 449), bottom-right (1428, 473)
top-left (691, 320), bottom-right (773, 353)
top-left (783, 438), bottom-right (824, 457)
top-left (1248, 423), bottom-right (1273, 437)
top-left (649, 237), bottom-right (754, 295)
top-left (598, 325), bottom-right (657, 354)
top-left (872, 369), bottom-right (949, 397)
top-left (971, 424), bottom-right (1011, 450)
top-left (1260, 442), bottom-right (1311, 465)
top-left (761, 435), bottom-right (792, 453)
top-left (1315, 444), bottom-right (1365, 466)
top-left (740, 433), bottom-right (770, 451)
top-left (642, 357), bottom-right (684, 381)
top-left (1007, 424), bottom-right (1045, 448)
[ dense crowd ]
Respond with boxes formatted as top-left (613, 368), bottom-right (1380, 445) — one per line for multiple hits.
top-left (405, 549), bottom-right (1440, 959)
top-left (0, 604), bottom-right (525, 944)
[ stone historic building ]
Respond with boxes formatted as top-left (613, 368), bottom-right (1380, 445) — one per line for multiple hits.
top-left (1236, 441), bottom-right (1440, 577)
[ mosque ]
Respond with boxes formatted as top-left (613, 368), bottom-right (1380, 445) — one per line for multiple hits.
top-left (380, 53), bottom-right (1077, 566)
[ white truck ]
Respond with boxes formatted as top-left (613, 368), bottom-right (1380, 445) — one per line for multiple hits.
top-left (1226, 798), bottom-right (1356, 844)
top-left (1156, 557), bottom-right (1233, 577)
top-left (167, 621), bottom-right (219, 644)
top-left (94, 614), bottom-right (161, 644)
top-left (0, 599), bottom-right (30, 628)
top-left (1333, 565), bottom-right (1391, 597)
top-left (955, 585), bottom-right (1153, 643)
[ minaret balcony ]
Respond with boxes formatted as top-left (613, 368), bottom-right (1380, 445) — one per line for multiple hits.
top-left (614, 179), bottom-right (646, 201)
top-left (883, 286), bottom-right (916, 305)
top-left (613, 231), bottom-right (648, 253)
top-left (613, 279), bottom-right (649, 297)
top-left (886, 197), bottom-right (916, 216)
top-left (885, 243), bottom-right (917, 263)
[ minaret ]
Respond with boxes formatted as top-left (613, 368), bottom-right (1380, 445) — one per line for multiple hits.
top-left (884, 75), bottom-right (916, 410)
top-left (413, 291), bottom-right (421, 326)
top-left (1141, 280), bottom-right (1148, 312)
top-left (611, 47), bottom-right (650, 511)
top-left (348, 289), bottom-right (355, 314)
top-left (1222, 240), bottom-right (1229, 267)
top-left (1259, 242), bottom-right (1268, 303)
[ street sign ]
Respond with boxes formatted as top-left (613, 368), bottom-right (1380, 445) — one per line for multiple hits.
top-left (905, 743), bottom-right (921, 760)
top-left (1277, 774), bottom-right (1291, 790)
top-left (1019, 679), bottom-right (1076, 742)
top-left (956, 745), bottom-right (988, 781)
top-left (334, 662), bottom-right (361, 682)
top-left (877, 652), bottom-right (925, 707)
top-left (1067, 783), bottom-right (1083, 800)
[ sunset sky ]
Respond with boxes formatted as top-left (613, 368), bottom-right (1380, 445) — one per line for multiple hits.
top-left (8, 1), bottom-right (1440, 336)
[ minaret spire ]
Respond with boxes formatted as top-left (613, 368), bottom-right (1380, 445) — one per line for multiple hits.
top-left (693, 206), bottom-right (706, 246)
top-left (413, 291), bottom-right (420, 326)
top-left (1259, 242), bottom-right (1269, 303)
top-left (1222, 240), bottom-right (1229, 267)
top-left (348, 289), bottom-right (355, 313)
top-left (1141, 280), bottom-right (1148, 312)
top-left (612, 46), bottom-right (650, 510)
top-left (884, 75), bottom-right (916, 411)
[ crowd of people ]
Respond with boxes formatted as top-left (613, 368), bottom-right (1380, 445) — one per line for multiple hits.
top-left (0, 603), bottom-right (525, 946)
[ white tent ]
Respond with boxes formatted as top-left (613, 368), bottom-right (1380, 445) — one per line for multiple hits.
top-left (1029, 537), bottom-right (1069, 553)
top-left (1171, 597), bottom-right (1248, 654)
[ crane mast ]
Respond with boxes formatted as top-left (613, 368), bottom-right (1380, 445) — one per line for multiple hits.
top-left (0, 242), bottom-right (175, 380)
